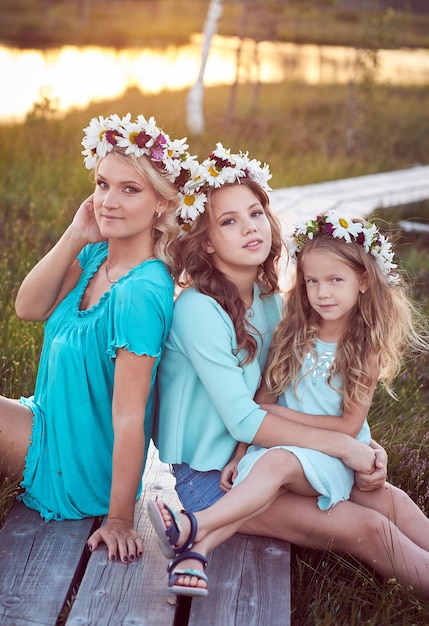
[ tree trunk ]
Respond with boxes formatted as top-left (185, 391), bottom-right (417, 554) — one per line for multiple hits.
top-left (186, 0), bottom-right (223, 135)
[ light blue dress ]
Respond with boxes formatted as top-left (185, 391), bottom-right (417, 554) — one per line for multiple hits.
top-left (233, 338), bottom-right (371, 510)
top-left (154, 284), bottom-right (282, 471)
top-left (18, 242), bottom-right (174, 521)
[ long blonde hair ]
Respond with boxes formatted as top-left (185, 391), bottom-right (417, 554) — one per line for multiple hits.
top-left (175, 179), bottom-right (283, 364)
top-left (95, 148), bottom-right (179, 271)
top-left (266, 233), bottom-right (428, 411)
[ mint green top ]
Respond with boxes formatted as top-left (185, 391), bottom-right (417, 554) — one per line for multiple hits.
top-left (154, 284), bottom-right (282, 471)
top-left (19, 242), bottom-right (174, 521)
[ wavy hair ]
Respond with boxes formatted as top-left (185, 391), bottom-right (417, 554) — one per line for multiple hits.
top-left (95, 148), bottom-right (179, 271)
top-left (175, 179), bottom-right (284, 364)
top-left (266, 230), bottom-right (428, 412)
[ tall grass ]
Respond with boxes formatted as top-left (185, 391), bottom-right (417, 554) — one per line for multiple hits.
top-left (0, 82), bottom-right (428, 623)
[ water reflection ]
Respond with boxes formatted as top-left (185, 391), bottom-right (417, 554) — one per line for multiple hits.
top-left (1, 35), bottom-right (429, 123)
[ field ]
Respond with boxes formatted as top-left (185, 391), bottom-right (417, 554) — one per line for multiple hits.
top-left (0, 2), bottom-right (429, 622)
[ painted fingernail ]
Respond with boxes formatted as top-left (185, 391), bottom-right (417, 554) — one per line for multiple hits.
top-left (110, 555), bottom-right (116, 561)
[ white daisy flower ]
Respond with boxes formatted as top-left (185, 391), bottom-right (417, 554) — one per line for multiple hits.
top-left (212, 142), bottom-right (231, 161)
top-left (247, 159), bottom-right (272, 191)
top-left (82, 148), bottom-right (97, 170)
top-left (81, 116), bottom-right (117, 159)
top-left (201, 158), bottom-right (230, 187)
top-left (116, 121), bottom-right (149, 156)
top-left (167, 137), bottom-right (190, 159)
top-left (178, 190), bottom-right (207, 222)
top-left (327, 212), bottom-right (363, 242)
top-left (361, 222), bottom-right (378, 252)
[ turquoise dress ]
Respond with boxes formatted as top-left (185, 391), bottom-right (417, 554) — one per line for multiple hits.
top-left (234, 339), bottom-right (371, 510)
top-left (18, 242), bottom-right (174, 521)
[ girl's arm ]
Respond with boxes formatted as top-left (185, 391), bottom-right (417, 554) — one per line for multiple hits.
top-left (355, 439), bottom-right (388, 490)
top-left (255, 359), bottom-right (379, 439)
top-left (15, 195), bottom-right (103, 321)
top-left (256, 377), bottom-right (384, 483)
top-left (87, 349), bottom-right (155, 563)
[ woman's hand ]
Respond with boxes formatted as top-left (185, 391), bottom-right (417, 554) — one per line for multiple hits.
top-left (71, 195), bottom-right (105, 244)
top-left (87, 517), bottom-right (144, 563)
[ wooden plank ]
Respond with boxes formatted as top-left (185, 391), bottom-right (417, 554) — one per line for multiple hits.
top-left (271, 165), bottom-right (429, 224)
top-left (188, 534), bottom-right (290, 626)
top-left (0, 501), bottom-right (98, 626)
top-left (66, 444), bottom-right (181, 626)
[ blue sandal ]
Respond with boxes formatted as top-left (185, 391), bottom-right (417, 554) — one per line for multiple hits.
top-left (167, 551), bottom-right (209, 597)
top-left (147, 500), bottom-right (198, 559)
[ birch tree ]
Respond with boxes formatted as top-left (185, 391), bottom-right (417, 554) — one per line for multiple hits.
top-left (186, 0), bottom-right (223, 135)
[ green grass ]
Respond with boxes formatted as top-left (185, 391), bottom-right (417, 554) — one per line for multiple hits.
top-left (0, 79), bottom-right (428, 623)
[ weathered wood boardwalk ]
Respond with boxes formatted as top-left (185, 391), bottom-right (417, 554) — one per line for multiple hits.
top-left (0, 443), bottom-right (291, 626)
top-left (271, 164), bottom-right (429, 227)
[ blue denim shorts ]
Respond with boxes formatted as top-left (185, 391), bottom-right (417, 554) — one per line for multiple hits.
top-left (172, 463), bottom-right (225, 512)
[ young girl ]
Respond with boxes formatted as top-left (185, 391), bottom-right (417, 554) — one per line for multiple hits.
top-left (0, 113), bottom-right (196, 563)
top-left (151, 147), bottom-right (429, 597)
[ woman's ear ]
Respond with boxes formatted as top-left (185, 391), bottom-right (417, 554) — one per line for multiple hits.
top-left (205, 239), bottom-right (215, 255)
top-left (155, 196), bottom-right (169, 216)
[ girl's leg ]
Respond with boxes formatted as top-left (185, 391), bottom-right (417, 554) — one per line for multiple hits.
top-left (350, 482), bottom-right (429, 551)
top-left (158, 449), bottom-right (315, 550)
top-left (197, 449), bottom-right (316, 535)
top-left (156, 450), bottom-right (316, 592)
top-left (240, 491), bottom-right (429, 596)
top-left (0, 397), bottom-right (33, 480)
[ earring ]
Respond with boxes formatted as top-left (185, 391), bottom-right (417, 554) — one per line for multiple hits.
top-left (155, 211), bottom-right (161, 219)
top-left (360, 289), bottom-right (366, 294)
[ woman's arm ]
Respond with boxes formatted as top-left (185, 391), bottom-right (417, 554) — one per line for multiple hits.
top-left (253, 411), bottom-right (376, 474)
top-left (256, 369), bottom-right (377, 438)
top-left (87, 349), bottom-right (156, 563)
top-left (15, 195), bottom-right (103, 321)
top-left (259, 400), bottom-right (371, 438)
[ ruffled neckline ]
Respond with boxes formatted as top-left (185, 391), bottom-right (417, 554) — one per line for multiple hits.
top-left (77, 251), bottom-right (160, 316)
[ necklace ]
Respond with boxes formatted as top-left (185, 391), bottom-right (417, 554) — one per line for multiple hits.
top-left (104, 255), bottom-right (156, 284)
top-left (105, 262), bottom-right (117, 284)
top-left (246, 307), bottom-right (254, 320)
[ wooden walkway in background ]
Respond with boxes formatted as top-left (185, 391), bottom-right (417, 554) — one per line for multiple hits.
top-left (270, 164), bottom-right (429, 228)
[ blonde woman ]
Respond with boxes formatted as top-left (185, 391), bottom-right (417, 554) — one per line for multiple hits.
top-left (0, 114), bottom-right (194, 563)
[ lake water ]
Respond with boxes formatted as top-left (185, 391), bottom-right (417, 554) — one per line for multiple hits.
top-left (2, 34), bottom-right (429, 123)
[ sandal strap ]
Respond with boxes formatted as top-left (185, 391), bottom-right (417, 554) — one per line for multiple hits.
top-left (174, 509), bottom-right (198, 554)
top-left (163, 504), bottom-right (182, 547)
top-left (169, 568), bottom-right (209, 586)
top-left (167, 551), bottom-right (208, 573)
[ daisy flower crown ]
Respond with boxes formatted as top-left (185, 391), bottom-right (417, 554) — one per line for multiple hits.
top-left (285, 210), bottom-right (398, 282)
top-left (176, 142), bottom-right (272, 235)
top-left (82, 113), bottom-right (196, 191)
